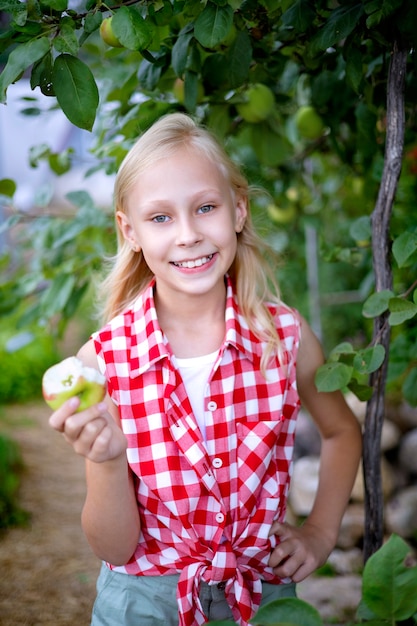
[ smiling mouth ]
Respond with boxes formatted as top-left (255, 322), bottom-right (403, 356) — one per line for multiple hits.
top-left (172, 254), bottom-right (214, 269)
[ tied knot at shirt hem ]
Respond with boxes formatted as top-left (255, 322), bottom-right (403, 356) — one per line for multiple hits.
top-left (177, 560), bottom-right (263, 626)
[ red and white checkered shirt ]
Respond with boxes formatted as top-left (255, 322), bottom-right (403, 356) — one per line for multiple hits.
top-left (92, 277), bottom-right (301, 626)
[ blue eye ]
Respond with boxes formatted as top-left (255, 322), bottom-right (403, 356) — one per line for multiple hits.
top-left (198, 205), bottom-right (214, 214)
top-left (152, 215), bottom-right (169, 223)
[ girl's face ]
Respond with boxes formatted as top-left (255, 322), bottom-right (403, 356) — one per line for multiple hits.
top-left (117, 146), bottom-right (247, 305)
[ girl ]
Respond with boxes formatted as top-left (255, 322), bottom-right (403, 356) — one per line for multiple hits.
top-left (49, 113), bottom-right (362, 626)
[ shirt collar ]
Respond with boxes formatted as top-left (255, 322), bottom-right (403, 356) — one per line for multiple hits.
top-left (128, 276), bottom-right (260, 378)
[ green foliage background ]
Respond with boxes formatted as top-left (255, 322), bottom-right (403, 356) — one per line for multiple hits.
top-left (1, 1), bottom-right (416, 400)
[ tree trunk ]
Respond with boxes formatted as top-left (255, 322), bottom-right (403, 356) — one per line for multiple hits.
top-left (363, 42), bottom-right (407, 561)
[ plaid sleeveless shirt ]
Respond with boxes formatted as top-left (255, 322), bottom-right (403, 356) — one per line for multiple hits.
top-left (92, 278), bottom-right (301, 626)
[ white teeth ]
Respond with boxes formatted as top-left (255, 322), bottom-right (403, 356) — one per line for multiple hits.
top-left (174, 254), bottom-right (213, 269)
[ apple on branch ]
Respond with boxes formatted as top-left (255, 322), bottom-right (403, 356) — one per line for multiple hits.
top-left (236, 83), bottom-right (275, 123)
top-left (99, 16), bottom-right (123, 48)
top-left (294, 105), bottom-right (325, 140)
top-left (42, 356), bottom-right (106, 412)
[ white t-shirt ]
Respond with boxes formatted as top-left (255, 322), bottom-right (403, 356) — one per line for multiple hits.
top-left (173, 351), bottom-right (218, 442)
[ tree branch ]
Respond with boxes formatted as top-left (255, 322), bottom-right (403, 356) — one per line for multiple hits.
top-left (363, 42), bottom-right (408, 561)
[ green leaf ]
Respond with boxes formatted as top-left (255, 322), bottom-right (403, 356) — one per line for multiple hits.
top-left (53, 16), bottom-right (79, 55)
top-left (0, 178), bottom-right (16, 197)
top-left (148, 0), bottom-right (173, 26)
top-left (315, 362), bottom-right (353, 392)
top-left (172, 25), bottom-right (194, 77)
top-left (362, 534), bottom-right (417, 621)
top-left (350, 215), bottom-right (371, 244)
top-left (65, 190), bottom-right (96, 210)
top-left (347, 379), bottom-right (373, 401)
top-left (48, 149), bottom-right (73, 175)
top-left (182, 69), bottom-right (200, 112)
top-left (344, 41), bottom-right (364, 93)
top-left (250, 124), bottom-right (293, 167)
top-left (40, 0), bottom-right (67, 10)
top-left (281, 0), bottom-right (316, 34)
top-left (353, 344), bottom-right (385, 375)
top-left (1, 0), bottom-right (27, 26)
top-left (252, 597), bottom-right (323, 626)
top-left (310, 3), bottom-right (364, 55)
top-left (52, 54), bottom-right (99, 131)
top-left (388, 297), bottom-right (417, 326)
top-left (112, 6), bottom-right (154, 51)
top-left (403, 367), bottom-right (417, 407)
top-left (392, 231), bottom-right (417, 268)
top-left (63, 281), bottom-right (89, 318)
top-left (329, 341), bottom-right (355, 359)
top-left (0, 214), bottom-right (20, 235)
top-left (362, 290), bottom-right (394, 318)
top-left (226, 30), bottom-right (252, 88)
top-left (194, 2), bottom-right (233, 49)
top-left (29, 143), bottom-right (50, 168)
top-left (185, 41), bottom-right (201, 73)
top-left (40, 273), bottom-right (76, 317)
top-left (364, 0), bottom-right (403, 28)
top-left (0, 36), bottom-right (50, 102)
top-left (83, 11), bottom-right (102, 36)
top-left (30, 51), bottom-right (55, 96)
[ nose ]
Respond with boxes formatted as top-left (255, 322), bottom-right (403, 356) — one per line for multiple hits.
top-left (175, 215), bottom-right (202, 246)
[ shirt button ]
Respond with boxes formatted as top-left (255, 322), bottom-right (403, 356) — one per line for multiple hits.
top-left (215, 512), bottom-right (225, 524)
top-left (207, 401), bottom-right (217, 411)
top-left (212, 457), bottom-right (223, 469)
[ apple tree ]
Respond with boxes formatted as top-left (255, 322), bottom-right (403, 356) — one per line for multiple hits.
top-left (1, 0), bottom-right (417, 559)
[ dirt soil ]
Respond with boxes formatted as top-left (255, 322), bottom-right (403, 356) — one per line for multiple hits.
top-left (0, 401), bottom-right (100, 626)
top-left (0, 400), bottom-right (362, 626)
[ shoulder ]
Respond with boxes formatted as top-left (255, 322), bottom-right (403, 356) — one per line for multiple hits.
top-left (266, 301), bottom-right (302, 342)
top-left (295, 317), bottom-right (327, 404)
top-left (297, 317), bottom-right (325, 374)
top-left (77, 339), bottom-right (100, 369)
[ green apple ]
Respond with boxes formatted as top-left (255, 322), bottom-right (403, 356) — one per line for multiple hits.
top-left (236, 83), bottom-right (275, 123)
top-left (42, 356), bottom-right (106, 412)
top-left (267, 203), bottom-right (296, 224)
top-left (99, 16), bottom-right (123, 48)
top-left (295, 105), bottom-right (325, 140)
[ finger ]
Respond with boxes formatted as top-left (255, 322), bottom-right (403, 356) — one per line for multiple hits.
top-left (268, 520), bottom-right (287, 538)
top-left (270, 545), bottom-right (306, 580)
top-left (61, 401), bottom-right (108, 439)
top-left (71, 417), bottom-right (108, 455)
top-left (268, 540), bottom-right (292, 568)
top-left (87, 425), bottom-right (114, 461)
top-left (48, 396), bottom-right (81, 431)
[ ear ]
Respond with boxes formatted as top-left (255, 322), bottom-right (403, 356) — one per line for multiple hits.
top-left (234, 195), bottom-right (248, 233)
top-left (116, 211), bottom-right (140, 251)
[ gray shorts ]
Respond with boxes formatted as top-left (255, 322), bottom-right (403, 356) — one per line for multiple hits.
top-left (91, 562), bottom-right (296, 625)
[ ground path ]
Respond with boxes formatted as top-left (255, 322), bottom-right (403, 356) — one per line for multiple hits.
top-left (0, 400), bottom-right (361, 625)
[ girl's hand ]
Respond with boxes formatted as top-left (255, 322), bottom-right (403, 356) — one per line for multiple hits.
top-left (268, 521), bottom-right (334, 583)
top-left (48, 397), bottom-right (127, 463)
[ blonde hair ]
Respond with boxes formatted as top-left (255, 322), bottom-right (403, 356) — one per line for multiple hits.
top-left (99, 113), bottom-right (282, 367)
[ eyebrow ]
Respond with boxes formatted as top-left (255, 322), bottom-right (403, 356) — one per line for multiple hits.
top-left (140, 189), bottom-right (224, 211)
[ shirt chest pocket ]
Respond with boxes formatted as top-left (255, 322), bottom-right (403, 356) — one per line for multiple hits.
top-left (236, 420), bottom-right (286, 514)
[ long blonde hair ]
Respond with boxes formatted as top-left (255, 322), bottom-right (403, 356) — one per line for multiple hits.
top-left (99, 113), bottom-right (282, 366)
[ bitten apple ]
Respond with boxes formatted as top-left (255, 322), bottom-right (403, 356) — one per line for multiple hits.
top-left (42, 356), bottom-right (106, 412)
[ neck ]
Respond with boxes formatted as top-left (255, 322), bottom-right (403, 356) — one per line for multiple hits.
top-left (154, 283), bottom-right (227, 357)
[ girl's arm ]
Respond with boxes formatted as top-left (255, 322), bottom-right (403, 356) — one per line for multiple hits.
top-left (49, 340), bottom-right (140, 566)
top-left (269, 317), bottom-right (362, 582)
